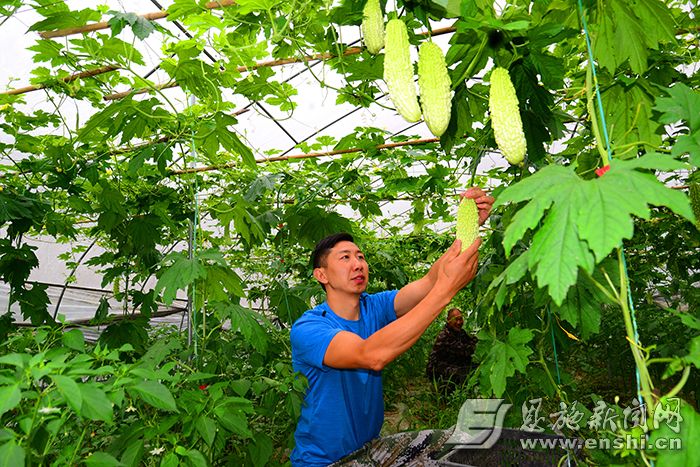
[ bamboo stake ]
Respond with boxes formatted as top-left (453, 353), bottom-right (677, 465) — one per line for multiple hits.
top-left (168, 137), bottom-right (441, 175)
top-left (0, 65), bottom-right (118, 96)
top-left (38, 0), bottom-right (237, 39)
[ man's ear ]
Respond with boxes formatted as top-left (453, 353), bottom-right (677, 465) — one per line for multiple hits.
top-left (313, 267), bottom-right (328, 286)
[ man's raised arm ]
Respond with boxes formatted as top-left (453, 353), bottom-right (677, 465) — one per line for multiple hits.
top-left (323, 238), bottom-right (480, 371)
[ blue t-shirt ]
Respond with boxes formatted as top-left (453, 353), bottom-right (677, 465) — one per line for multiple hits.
top-left (290, 290), bottom-right (398, 466)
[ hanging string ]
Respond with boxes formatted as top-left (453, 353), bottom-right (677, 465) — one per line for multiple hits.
top-left (188, 94), bottom-right (201, 365)
top-left (576, 0), bottom-right (644, 408)
top-left (548, 308), bottom-right (562, 385)
top-left (547, 308), bottom-right (571, 466)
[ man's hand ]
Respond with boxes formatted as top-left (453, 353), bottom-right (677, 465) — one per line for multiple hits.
top-left (461, 187), bottom-right (495, 226)
top-left (433, 238), bottom-right (481, 298)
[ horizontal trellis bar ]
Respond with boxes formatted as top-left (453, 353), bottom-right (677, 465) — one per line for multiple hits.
top-left (0, 65), bottom-right (119, 96)
top-left (102, 25), bottom-right (457, 101)
top-left (38, 0), bottom-right (237, 39)
top-left (169, 137), bottom-right (442, 175)
top-left (2, 25), bottom-right (456, 99)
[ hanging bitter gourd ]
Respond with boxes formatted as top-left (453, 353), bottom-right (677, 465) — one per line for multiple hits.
top-left (489, 67), bottom-right (526, 166)
top-left (456, 197), bottom-right (479, 251)
top-left (418, 41), bottom-right (451, 137)
top-left (362, 0), bottom-right (384, 54)
top-left (384, 18), bottom-right (421, 122)
top-left (690, 183), bottom-right (700, 231)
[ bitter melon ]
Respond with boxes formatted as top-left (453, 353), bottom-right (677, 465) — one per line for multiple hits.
top-left (456, 197), bottom-right (479, 251)
top-left (384, 18), bottom-right (421, 123)
top-left (418, 41), bottom-right (451, 137)
top-left (362, 0), bottom-right (384, 54)
top-left (489, 67), bottom-right (526, 166)
top-left (690, 183), bottom-right (700, 231)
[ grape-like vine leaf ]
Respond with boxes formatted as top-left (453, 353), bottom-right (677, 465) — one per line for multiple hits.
top-left (495, 153), bottom-right (694, 304)
top-left (476, 327), bottom-right (534, 397)
top-left (655, 83), bottom-right (700, 167)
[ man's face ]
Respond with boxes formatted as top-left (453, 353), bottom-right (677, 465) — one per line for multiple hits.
top-left (314, 241), bottom-right (369, 294)
top-left (447, 311), bottom-right (463, 330)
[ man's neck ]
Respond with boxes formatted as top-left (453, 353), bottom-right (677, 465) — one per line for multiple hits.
top-left (326, 291), bottom-right (362, 321)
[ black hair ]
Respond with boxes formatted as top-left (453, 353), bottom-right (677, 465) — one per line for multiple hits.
top-left (311, 232), bottom-right (355, 269)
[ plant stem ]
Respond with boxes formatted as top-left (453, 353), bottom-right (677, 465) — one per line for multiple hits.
top-left (664, 366), bottom-right (691, 400)
top-left (616, 248), bottom-right (655, 416)
top-left (451, 35), bottom-right (488, 90)
top-left (68, 426), bottom-right (88, 465)
top-left (586, 64), bottom-right (609, 165)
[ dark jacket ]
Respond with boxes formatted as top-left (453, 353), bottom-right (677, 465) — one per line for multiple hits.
top-left (426, 324), bottom-right (478, 387)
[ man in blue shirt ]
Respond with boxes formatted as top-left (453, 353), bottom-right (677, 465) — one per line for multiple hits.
top-left (290, 188), bottom-right (494, 466)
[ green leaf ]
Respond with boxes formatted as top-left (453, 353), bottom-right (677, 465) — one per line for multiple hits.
top-left (129, 381), bottom-right (178, 412)
top-left (214, 116), bottom-right (255, 167)
top-left (655, 83), bottom-right (700, 131)
top-left (51, 375), bottom-right (82, 414)
top-left (0, 354), bottom-right (28, 368)
top-left (160, 452), bottom-right (179, 467)
top-left (16, 282), bottom-right (52, 326)
top-left (592, 0), bottom-right (675, 74)
top-left (501, 20), bottom-right (529, 31)
top-left (684, 336), bottom-right (700, 369)
top-left (91, 296), bottom-right (110, 325)
top-left (286, 207), bottom-right (354, 249)
top-left (477, 327), bottom-right (534, 397)
top-left (181, 449), bottom-right (207, 467)
top-left (85, 451), bottom-right (125, 467)
top-left (120, 438), bottom-right (144, 467)
top-left (601, 79), bottom-right (662, 150)
top-left (99, 319), bottom-right (149, 355)
top-left (213, 409), bottom-right (252, 438)
top-left (552, 280), bottom-right (602, 340)
top-left (527, 48), bottom-right (565, 90)
top-left (132, 17), bottom-right (155, 40)
top-left (0, 385), bottom-right (21, 418)
top-left (608, 158), bottom-right (695, 221)
top-left (268, 282), bottom-right (309, 324)
top-left (155, 253), bottom-right (206, 305)
top-left (195, 416), bottom-right (217, 446)
top-left (497, 155), bottom-right (695, 304)
top-left (236, 0), bottom-right (279, 14)
top-left (0, 440), bottom-right (24, 467)
top-left (203, 265), bottom-right (245, 301)
top-left (528, 184), bottom-right (595, 304)
top-left (649, 400), bottom-right (700, 467)
top-left (61, 329), bottom-right (85, 352)
top-left (672, 131), bottom-right (700, 167)
top-left (79, 384), bottom-right (114, 423)
top-left (221, 304), bottom-right (269, 354)
top-left (28, 8), bottom-right (101, 32)
top-left (248, 432), bottom-right (273, 467)
top-left (676, 312), bottom-right (700, 331)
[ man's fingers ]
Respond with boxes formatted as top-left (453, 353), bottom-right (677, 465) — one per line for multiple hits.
top-left (460, 187), bottom-right (485, 199)
top-left (460, 237), bottom-right (481, 258)
top-left (474, 195), bottom-right (495, 206)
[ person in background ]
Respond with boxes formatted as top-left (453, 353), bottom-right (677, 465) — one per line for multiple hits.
top-left (289, 187), bottom-right (494, 467)
top-left (426, 307), bottom-right (478, 394)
